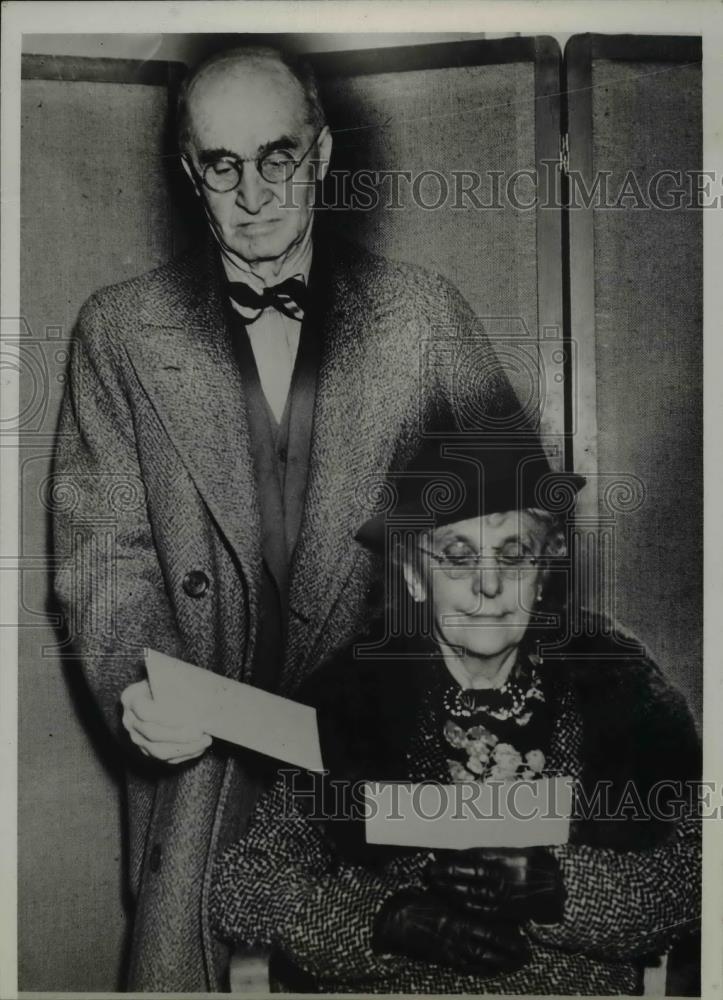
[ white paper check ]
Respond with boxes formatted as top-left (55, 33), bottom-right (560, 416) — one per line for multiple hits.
top-left (364, 776), bottom-right (573, 849)
top-left (144, 649), bottom-right (324, 772)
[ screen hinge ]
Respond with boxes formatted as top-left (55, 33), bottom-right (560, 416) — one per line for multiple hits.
top-left (559, 132), bottom-right (570, 174)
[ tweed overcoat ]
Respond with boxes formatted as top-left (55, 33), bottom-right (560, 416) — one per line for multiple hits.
top-left (52, 234), bottom-right (521, 992)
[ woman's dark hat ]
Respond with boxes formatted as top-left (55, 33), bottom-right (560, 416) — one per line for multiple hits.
top-left (355, 437), bottom-right (586, 552)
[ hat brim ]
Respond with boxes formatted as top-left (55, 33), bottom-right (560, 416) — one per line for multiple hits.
top-left (355, 472), bottom-right (586, 553)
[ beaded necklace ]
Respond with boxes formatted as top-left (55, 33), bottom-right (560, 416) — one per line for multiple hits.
top-left (442, 657), bottom-right (545, 724)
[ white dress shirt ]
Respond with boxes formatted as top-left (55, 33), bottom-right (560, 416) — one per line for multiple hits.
top-left (220, 222), bottom-right (313, 424)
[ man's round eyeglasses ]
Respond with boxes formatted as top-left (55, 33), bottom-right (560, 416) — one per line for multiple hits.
top-left (417, 543), bottom-right (541, 581)
top-left (188, 127), bottom-right (325, 193)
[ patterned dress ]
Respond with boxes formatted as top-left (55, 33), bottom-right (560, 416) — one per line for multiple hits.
top-left (210, 621), bottom-right (701, 994)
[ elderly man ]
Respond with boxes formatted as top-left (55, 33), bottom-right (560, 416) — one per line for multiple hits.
top-left (52, 46), bottom-right (523, 991)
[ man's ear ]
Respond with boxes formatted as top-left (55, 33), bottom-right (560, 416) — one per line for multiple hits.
top-left (315, 125), bottom-right (333, 183)
top-left (181, 154), bottom-right (202, 197)
top-left (402, 560), bottom-right (426, 604)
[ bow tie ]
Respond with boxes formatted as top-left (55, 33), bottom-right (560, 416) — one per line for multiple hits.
top-left (227, 276), bottom-right (307, 322)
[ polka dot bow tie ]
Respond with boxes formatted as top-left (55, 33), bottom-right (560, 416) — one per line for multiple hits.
top-left (227, 276), bottom-right (307, 322)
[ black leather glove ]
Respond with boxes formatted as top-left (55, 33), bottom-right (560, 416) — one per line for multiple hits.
top-left (372, 888), bottom-right (529, 977)
top-left (428, 847), bottom-right (566, 925)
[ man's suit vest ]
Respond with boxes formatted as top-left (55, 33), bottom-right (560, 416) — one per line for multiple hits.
top-left (225, 291), bottom-right (321, 692)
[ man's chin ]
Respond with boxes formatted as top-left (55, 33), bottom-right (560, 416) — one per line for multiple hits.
top-left (228, 240), bottom-right (280, 263)
top-left (226, 226), bottom-right (297, 264)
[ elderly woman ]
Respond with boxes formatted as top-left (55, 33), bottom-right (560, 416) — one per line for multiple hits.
top-left (211, 440), bottom-right (701, 994)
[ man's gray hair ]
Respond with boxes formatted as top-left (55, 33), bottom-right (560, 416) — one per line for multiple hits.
top-left (176, 45), bottom-right (326, 152)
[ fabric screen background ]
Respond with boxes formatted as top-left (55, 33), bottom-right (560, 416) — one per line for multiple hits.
top-left (321, 63), bottom-right (537, 325)
top-left (579, 48), bottom-right (702, 722)
top-left (318, 59), bottom-right (557, 444)
top-left (19, 67), bottom-right (183, 991)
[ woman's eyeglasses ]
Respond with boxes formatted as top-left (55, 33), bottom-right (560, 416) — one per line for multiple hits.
top-left (187, 127), bottom-right (324, 193)
top-left (417, 541), bottom-right (540, 581)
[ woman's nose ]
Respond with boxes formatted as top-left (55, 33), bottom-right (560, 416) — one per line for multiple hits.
top-left (473, 564), bottom-right (503, 598)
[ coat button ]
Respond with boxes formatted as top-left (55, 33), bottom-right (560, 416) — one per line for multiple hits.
top-left (183, 570), bottom-right (209, 598)
top-left (149, 843), bottom-right (162, 873)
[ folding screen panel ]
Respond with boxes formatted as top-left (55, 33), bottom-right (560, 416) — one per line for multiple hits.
top-left (565, 35), bottom-right (702, 722)
top-left (18, 54), bottom-right (184, 991)
top-left (313, 37), bottom-right (567, 451)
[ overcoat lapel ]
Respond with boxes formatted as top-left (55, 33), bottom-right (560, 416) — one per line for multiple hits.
top-left (285, 238), bottom-right (399, 679)
top-left (283, 284), bottom-right (324, 557)
top-left (124, 248), bottom-right (263, 603)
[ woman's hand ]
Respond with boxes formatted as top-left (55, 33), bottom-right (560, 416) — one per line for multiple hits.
top-left (372, 888), bottom-right (528, 976)
top-left (428, 847), bottom-right (566, 925)
top-left (120, 679), bottom-right (212, 764)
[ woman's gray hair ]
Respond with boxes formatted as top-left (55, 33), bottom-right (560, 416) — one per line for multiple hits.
top-left (176, 45), bottom-right (326, 153)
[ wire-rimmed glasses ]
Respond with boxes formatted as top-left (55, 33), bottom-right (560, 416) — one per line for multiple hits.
top-left (188, 126), bottom-right (325, 193)
top-left (418, 541), bottom-right (541, 581)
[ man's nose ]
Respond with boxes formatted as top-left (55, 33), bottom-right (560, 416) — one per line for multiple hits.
top-left (234, 164), bottom-right (271, 214)
top-left (473, 563), bottom-right (503, 599)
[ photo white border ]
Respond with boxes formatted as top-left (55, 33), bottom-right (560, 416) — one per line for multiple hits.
top-left (2, 2), bottom-right (722, 997)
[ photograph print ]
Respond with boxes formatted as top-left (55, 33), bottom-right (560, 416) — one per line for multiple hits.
top-left (10, 16), bottom-right (707, 997)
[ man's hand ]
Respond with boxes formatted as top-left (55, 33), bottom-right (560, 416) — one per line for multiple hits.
top-left (120, 680), bottom-right (212, 764)
top-left (428, 847), bottom-right (566, 925)
top-left (372, 888), bottom-right (528, 977)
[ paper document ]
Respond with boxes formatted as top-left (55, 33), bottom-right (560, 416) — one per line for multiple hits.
top-left (364, 776), bottom-right (573, 849)
top-left (145, 648), bottom-right (324, 772)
